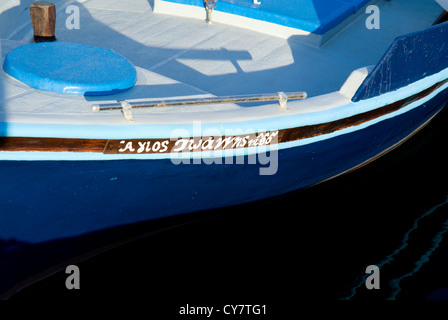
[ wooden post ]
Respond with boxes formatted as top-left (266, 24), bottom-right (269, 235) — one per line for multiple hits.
top-left (30, 1), bottom-right (56, 42)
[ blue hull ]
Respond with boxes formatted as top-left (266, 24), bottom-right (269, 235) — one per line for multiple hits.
top-left (1, 88), bottom-right (447, 245)
top-left (2, 17), bottom-right (448, 297)
top-left (1, 80), bottom-right (447, 299)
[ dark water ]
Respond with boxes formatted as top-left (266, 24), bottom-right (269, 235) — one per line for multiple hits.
top-left (9, 106), bottom-right (448, 307)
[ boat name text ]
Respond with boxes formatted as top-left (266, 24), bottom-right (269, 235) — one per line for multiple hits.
top-left (108, 131), bottom-right (279, 154)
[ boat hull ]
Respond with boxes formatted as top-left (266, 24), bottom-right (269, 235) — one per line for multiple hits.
top-left (1, 7), bottom-right (448, 297)
top-left (1, 87), bottom-right (447, 246)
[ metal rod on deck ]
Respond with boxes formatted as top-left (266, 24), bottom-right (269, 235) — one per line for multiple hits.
top-left (91, 91), bottom-right (307, 112)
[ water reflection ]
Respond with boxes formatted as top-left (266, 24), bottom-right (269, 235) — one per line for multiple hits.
top-left (343, 194), bottom-right (448, 300)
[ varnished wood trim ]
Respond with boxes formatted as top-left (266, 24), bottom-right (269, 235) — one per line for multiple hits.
top-left (0, 137), bottom-right (107, 152)
top-left (280, 79), bottom-right (448, 142)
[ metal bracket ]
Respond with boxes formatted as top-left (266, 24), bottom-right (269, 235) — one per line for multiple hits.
top-left (120, 101), bottom-right (134, 122)
top-left (204, 0), bottom-right (216, 23)
top-left (277, 92), bottom-right (289, 111)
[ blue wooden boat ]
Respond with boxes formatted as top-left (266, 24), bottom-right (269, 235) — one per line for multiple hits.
top-left (1, 0), bottom-right (448, 297)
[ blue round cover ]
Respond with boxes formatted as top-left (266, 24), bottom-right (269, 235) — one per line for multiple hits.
top-left (3, 42), bottom-right (137, 95)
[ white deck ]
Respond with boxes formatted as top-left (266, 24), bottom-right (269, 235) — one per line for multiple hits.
top-left (0, 0), bottom-right (443, 125)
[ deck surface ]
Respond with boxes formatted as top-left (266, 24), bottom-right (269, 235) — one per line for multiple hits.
top-left (0, 0), bottom-right (443, 122)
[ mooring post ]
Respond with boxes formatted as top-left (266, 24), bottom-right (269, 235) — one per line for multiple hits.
top-left (30, 1), bottom-right (56, 42)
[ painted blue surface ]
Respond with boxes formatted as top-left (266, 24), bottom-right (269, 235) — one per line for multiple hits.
top-left (0, 86), bottom-right (447, 245)
top-left (353, 21), bottom-right (448, 102)
top-left (0, 83), bottom-right (447, 297)
top-left (163, 0), bottom-right (371, 34)
top-left (2, 42), bottom-right (137, 95)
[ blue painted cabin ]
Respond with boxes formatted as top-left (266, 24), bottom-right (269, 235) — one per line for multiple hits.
top-left (159, 0), bottom-right (373, 34)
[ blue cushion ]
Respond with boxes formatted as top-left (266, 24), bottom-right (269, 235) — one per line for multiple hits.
top-left (3, 42), bottom-right (137, 95)
top-left (162, 0), bottom-right (371, 35)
